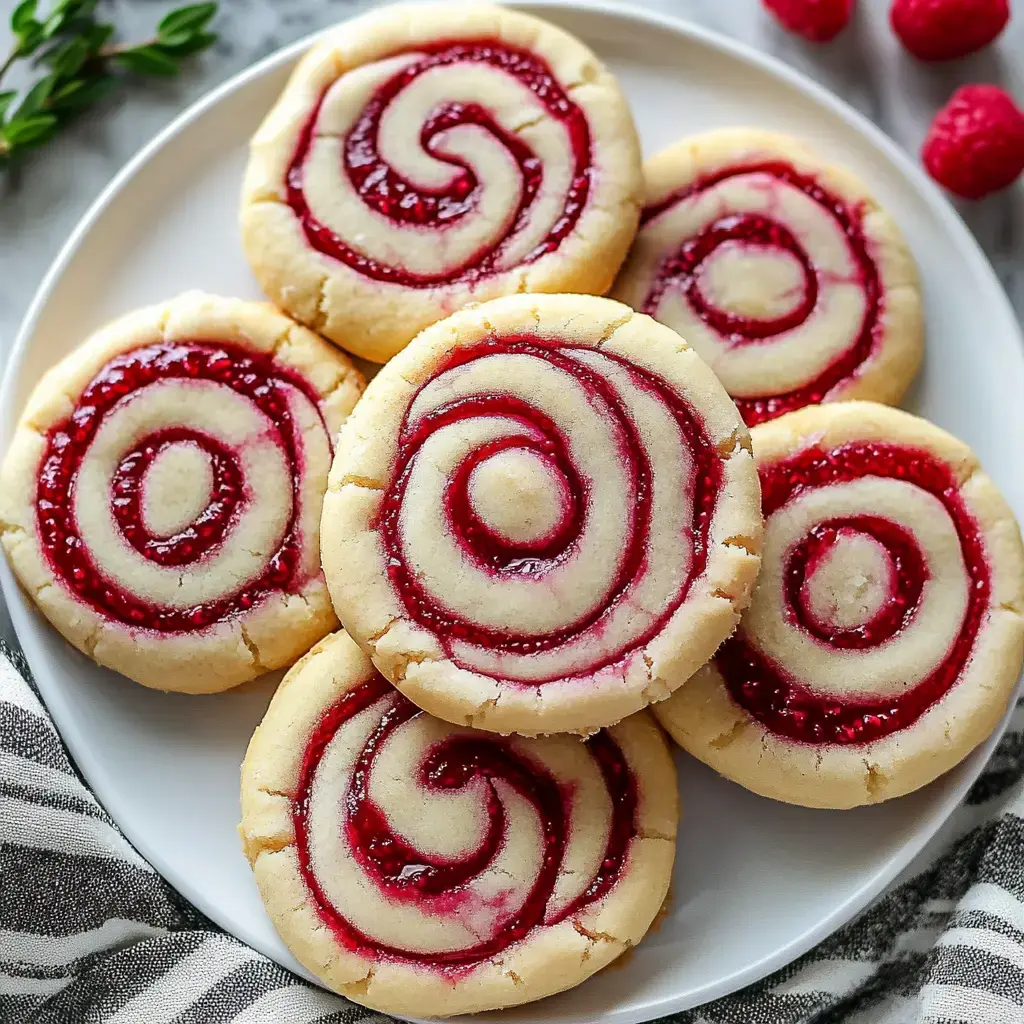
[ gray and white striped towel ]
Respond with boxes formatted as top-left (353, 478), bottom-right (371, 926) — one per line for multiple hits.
top-left (2, 636), bottom-right (1023, 1024)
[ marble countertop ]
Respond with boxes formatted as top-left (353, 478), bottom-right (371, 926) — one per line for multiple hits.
top-left (1, 0), bottom-right (1022, 351)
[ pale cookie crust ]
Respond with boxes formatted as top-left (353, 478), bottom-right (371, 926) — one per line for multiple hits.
top-left (611, 129), bottom-right (924, 425)
top-left (239, 629), bottom-right (678, 1017)
top-left (0, 292), bottom-right (364, 693)
top-left (241, 2), bottom-right (643, 363)
top-left (321, 293), bottom-right (763, 736)
top-left (655, 402), bottom-right (1024, 809)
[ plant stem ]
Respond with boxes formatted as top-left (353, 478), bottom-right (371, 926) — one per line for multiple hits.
top-left (97, 37), bottom-right (157, 59)
top-left (0, 47), bottom-right (19, 88)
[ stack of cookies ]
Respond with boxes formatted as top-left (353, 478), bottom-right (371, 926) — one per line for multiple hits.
top-left (2, 3), bottom-right (1022, 1016)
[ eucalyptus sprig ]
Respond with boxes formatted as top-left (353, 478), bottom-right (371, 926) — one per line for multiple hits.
top-left (1, 0), bottom-right (218, 161)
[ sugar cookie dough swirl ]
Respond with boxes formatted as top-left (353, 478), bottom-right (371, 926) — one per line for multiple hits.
top-left (321, 294), bottom-right (762, 736)
top-left (241, 3), bottom-right (642, 362)
top-left (0, 294), bottom-right (364, 693)
top-left (612, 129), bottom-right (924, 425)
top-left (655, 403), bottom-right (1024, 808)
top-left (240, 630), bottom-right (677, 1016)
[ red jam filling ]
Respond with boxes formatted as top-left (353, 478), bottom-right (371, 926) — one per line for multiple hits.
top-left (787, 516), bottom-right (926, 649)
top-left (111, 429), bottom-right (243, 567)
top-left (447, 434), bottom-right (581, 568)
top-left (286, 40), bottom-right (592, 287)
top-left (641, 163), bottom-right (882, 426)
top-left (719, 442), bottom-right (990, 745)
top-left (292, 678), bottom-right (637, 967)
top-left (373, 336), bottom-right (723, 680)
top-left (36, 342), bottom-right (325, 632)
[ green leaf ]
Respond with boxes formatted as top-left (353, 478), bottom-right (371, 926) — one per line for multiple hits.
top-left (15, 75), bottom-right (55, 118)
top-left (0, 91), bottom-right (16, 122)
top-left (156, 30), bottom-right (216, 56)
top-left (14, 23), bottom-right (44, 57)
top-left (41, 1), bottom-right (99, 39)
top-left (157, 2), bottom-right (216, 41)
top-left (50, 0), bottom-right (96, 20)
top-left (48, 78), bottom-right (86, 102)
top-left (115, 46), bottom-right (180, 77)
top-left (82, 23), bottom-right (114, 55)
top-left (41, 8), bottom-right (69, 39)
top-left (49, 74), bottom-right (114, 110)
top-left (46, 36), bottom-right (89, 77)
top-left (156, 28), bottom-right (194, 47)
top-left (4, 112), bottom-right (58, 147)
top-left (10, 0), bottom-right (37, 32)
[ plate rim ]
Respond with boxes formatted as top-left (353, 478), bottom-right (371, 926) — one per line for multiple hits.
top-left (2, 2), bottom-right (1021, 1020)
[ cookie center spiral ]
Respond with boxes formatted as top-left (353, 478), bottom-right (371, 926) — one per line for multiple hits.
top-left (797, 526), bottom-right (896, 634)
top-left (466, 449), bottom-right (572, 548)
top-left (140, 441), bottom-right (215, 539)
top-left (697, 241), bottom-right (807, 323)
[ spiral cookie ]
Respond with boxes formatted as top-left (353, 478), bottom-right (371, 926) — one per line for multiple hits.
top-left (655, 402), bottom-right (1024, 809)
top-left (240, 629), bottom-right (677, 1016)
top-left (321, 293), bottom-right (762, 736)
top-left (0, 293), bottom-right (364, 693)
top-left (241, 3), bottom-right (643, 363)
top-left (612, 129), bottom-right (924, 426)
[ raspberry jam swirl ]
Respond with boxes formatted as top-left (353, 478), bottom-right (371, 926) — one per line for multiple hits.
top-left (376, 335), bottom-right (723, 685)
top-left (286, 40), bottom-right (591, 287)
top-left (633, 162), bottom-right (882, 425)
top-left (718, 442), bottom-right (991, 745)
top-left (35, 342), bottom-right (331, 632)
top-left (293, 677), bottom-right (637, 965)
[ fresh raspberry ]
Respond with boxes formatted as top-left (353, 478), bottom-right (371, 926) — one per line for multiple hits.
top-left (922, 85), bottom-right (1024, 199)
top-left (762, 0), bottom-right (854, 42)
top-left (891, 0), bottom-right (1009, 61)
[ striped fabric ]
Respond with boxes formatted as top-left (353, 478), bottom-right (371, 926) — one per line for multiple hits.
top-left (1, 637), bottom-right (1022, 1024)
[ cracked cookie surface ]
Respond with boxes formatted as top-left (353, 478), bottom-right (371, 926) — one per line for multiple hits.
top-left (240, 2), bottom-right (643, 363)
top-left (0, 292), bottom-right (363, 693)
top-left (239, 629), bottom-right (677, 1016)
top-left (655, 402), bottom-right (1024, 808)
top-left (320, 293), bottom-right (763, 735)
top-left (611, 129), bottom-right (924, 425)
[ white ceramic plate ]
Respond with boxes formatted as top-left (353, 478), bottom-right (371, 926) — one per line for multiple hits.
top-left (4, 3), bottom-right (1024, 1022)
